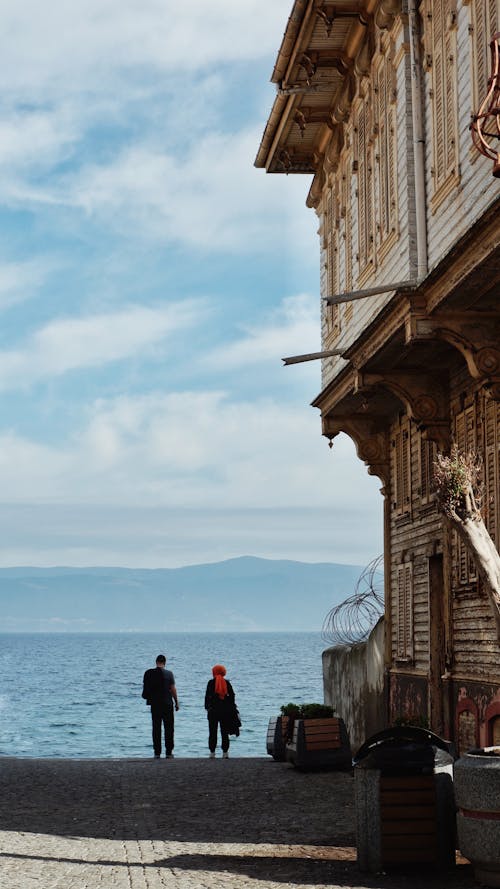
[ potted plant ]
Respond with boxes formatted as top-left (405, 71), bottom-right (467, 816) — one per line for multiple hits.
top-left (285, 702), bottom-right (351, 770)
top-left (266, 703), bottom-right (300, 761)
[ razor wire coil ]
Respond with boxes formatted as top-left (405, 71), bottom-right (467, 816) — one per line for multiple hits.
top-left (322, 554), bottom-right (384, 646)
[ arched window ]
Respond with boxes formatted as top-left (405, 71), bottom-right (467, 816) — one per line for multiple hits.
top-left (456, 698), bottom-right (479, 753)
top-left (485, 701), bottom-right (500, 746)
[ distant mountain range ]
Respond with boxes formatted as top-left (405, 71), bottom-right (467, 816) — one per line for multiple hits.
top-left (0, 556), bottom-right (367, 632)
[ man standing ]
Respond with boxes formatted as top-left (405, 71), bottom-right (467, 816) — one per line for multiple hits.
top-left (142, 654), bottom-right (179, 758)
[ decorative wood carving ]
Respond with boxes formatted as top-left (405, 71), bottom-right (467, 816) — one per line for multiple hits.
top-left (406, 313), bottom-right (500, 401)
top-left (374, 0), bottom-right (401, 32)
top-left (322, 414), bottom-right (390, 485)
top-left (355, 371), bottom-right (450, 449)
top-left (323, 127), bottom-right (344, 177)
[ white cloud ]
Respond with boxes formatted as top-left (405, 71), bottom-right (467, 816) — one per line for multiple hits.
top-left (27, 128), bottom-right (316, 257)
top-left (0, 390), bottom-right (382, 517)
top-left (0, 3), bottom-right (316, 262)
top-left (206, 293), bottom-right (320, 369)
top-left (2, 0), bottom-right (292, 99)
top-left (0, 302), bottom-right (199, 390)
top-left (0, 108), bottom-right (78, 172)
top-left (0, 258), bottom-right (52, 310)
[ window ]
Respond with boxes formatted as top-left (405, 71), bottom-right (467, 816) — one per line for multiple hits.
top-left (340, 155), bottom-right (353, 295)
top-left (374, 46), bottom-right (398, 251)
top-left (419, 436), bottom-right (437, 504)
top-left (392, 419), bottom-right (411, 515)
top-left (354, 93), bottom-right (375, 277)
top-left (454, 405), bottom-right (478, 585)
top-left (339, 153), bottom-right (353, 327)
top-left (491, 715), bottom-right (500, 746)
top-left (468, 0), bottom-right (500, 117)
top-left (324, 185), bottom-right (340, 342)
top-left (396, 562), bottom-right (413, 660)
top-left (484, 398), bottom-right (500, 550)
top-left (423, 0), bottom-right (460, 205)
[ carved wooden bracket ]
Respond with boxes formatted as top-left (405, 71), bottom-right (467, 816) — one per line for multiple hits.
top-left (322, 413), bottom-right (390, 485)
top-left (374, 0), bottom-right (400, 31)
top-left (355, 370), bottom-right (450, 450)
top-left (406, 314), bottom-right (500, 401)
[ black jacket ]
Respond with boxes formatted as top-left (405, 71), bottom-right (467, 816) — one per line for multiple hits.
top-left (204, 678), bottom-right (235, 713)
top-left (142, 667), bottom-right (175, 707)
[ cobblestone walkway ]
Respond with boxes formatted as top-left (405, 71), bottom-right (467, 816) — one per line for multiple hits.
top-left (0, 757), bottom-right (477, 888)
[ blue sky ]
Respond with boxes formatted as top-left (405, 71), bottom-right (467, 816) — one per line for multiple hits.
top-left (0, 0), bottom-right (382, 567)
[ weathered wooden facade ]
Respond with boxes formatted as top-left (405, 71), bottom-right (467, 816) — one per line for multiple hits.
top-left (256, 0), bottom-right (500, 752)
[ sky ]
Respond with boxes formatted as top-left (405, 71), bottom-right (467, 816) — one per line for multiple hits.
top-left (0, 0), bottom-right (383, 568)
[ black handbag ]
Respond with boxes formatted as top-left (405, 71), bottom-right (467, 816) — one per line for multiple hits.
top-left (227, 702), bottom-right (242, 737)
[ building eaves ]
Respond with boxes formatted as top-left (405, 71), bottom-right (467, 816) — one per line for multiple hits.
top-left (254, 1), bottom-right (371, 174)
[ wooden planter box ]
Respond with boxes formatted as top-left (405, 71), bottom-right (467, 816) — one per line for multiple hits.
top-left (266, 715), bottom-right (291, 761)
top-left (285, 716), bottom-right (351, 770)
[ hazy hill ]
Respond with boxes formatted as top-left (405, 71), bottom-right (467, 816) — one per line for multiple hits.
top-left (0, 556), bottom-right (366, 632)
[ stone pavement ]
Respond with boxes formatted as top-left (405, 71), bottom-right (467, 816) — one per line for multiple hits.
top-left (0, 756), bottom-right (478, 889)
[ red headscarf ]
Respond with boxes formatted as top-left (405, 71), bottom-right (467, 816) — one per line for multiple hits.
top-left (212, 664), bottom-right (228, 699)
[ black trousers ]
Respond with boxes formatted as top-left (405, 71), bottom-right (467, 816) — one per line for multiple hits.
top-left (151, 704), bottom-right (174, 755)
top-left (208, 712), bottom-right (229, 753)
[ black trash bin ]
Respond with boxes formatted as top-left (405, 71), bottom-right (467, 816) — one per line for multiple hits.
top-left (353, 726), bottom-right (456, 872)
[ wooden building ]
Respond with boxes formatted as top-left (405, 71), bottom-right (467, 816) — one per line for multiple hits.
top-left (256, 0), bottom-right (500, 751)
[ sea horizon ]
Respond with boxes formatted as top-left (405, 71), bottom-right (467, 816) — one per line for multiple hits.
top-left (0, 631), bottom-right (327, 759)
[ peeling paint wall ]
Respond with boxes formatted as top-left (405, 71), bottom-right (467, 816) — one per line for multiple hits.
top-left (322, 617), bottom-right (385, 754)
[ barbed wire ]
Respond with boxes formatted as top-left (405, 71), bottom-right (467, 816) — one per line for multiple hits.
top-left (322, 554), bottom-right (384, 646)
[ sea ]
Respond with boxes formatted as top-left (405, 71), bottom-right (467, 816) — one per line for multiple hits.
top-left (0, 632), bottom-right (327, 758)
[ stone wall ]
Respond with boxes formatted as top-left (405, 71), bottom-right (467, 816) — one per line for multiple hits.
top-left (322, 617), bottom-right (385, 755)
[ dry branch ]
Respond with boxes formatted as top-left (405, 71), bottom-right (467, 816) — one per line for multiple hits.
top-left (434, 447), bottom-right (500, 638)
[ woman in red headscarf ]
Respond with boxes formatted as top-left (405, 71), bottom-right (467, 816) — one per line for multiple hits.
top-left (204, 664), bottom-right (236, 758)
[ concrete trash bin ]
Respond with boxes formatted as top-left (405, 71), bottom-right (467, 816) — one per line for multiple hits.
top-left (353, 726), bottom-right (456, 872)
top-left (455, 747), bottom-right (500, 887)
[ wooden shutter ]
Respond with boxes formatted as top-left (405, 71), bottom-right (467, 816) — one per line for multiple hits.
top-left (428, 0), bottom-right (459, 200)
top-left (387, 103), bottom-right (397, 237)
top-left (433, 1), bottom-right (446, 186)
top-left (393, 420), bottom-right (411, 515)
top-left (356, 103), bottom-right (367, 270)
top-left (376, 51), bottom-right (398, 246)
top-left (397, 563), bottom-right (413, 660)
top-left (341, 159), bottom-right (353, 295)
top-left (454, 406), bottom-right (478, 584)
top-left (470, 0), bottom-right (500, 113)
top-left (356, 97), bottom-right (374, 275)
top-left (325, 186), bottom-right (339, 340)
top-left (484, 398), bottom-right (500, 550)
top-left (420, 437), bottom-right (437, 503)
top-left (444, 0), bottom-right (458, 178)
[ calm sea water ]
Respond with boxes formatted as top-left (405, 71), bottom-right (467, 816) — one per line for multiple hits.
top-left (0, 633), bottom-right (326, 758)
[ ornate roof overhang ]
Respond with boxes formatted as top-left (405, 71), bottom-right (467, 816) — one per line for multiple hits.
top-left (311, 197), bottom-right (500, 468)
top-left (254, 1), bottom-right (398, 188)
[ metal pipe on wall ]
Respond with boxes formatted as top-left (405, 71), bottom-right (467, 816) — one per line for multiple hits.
top-left (408, 0), bottom-right (428, 281)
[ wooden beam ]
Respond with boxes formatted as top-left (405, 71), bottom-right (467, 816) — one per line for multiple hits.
top-left (282, 349), bottom-right (344, 365)
top-left (324, 280), bottom-right (419, 306)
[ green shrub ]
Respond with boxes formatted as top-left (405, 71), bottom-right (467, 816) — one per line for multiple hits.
top-left (299, 703), bottom-right (334, 719)
top-left (280, 702), bottom-right (301, 717)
